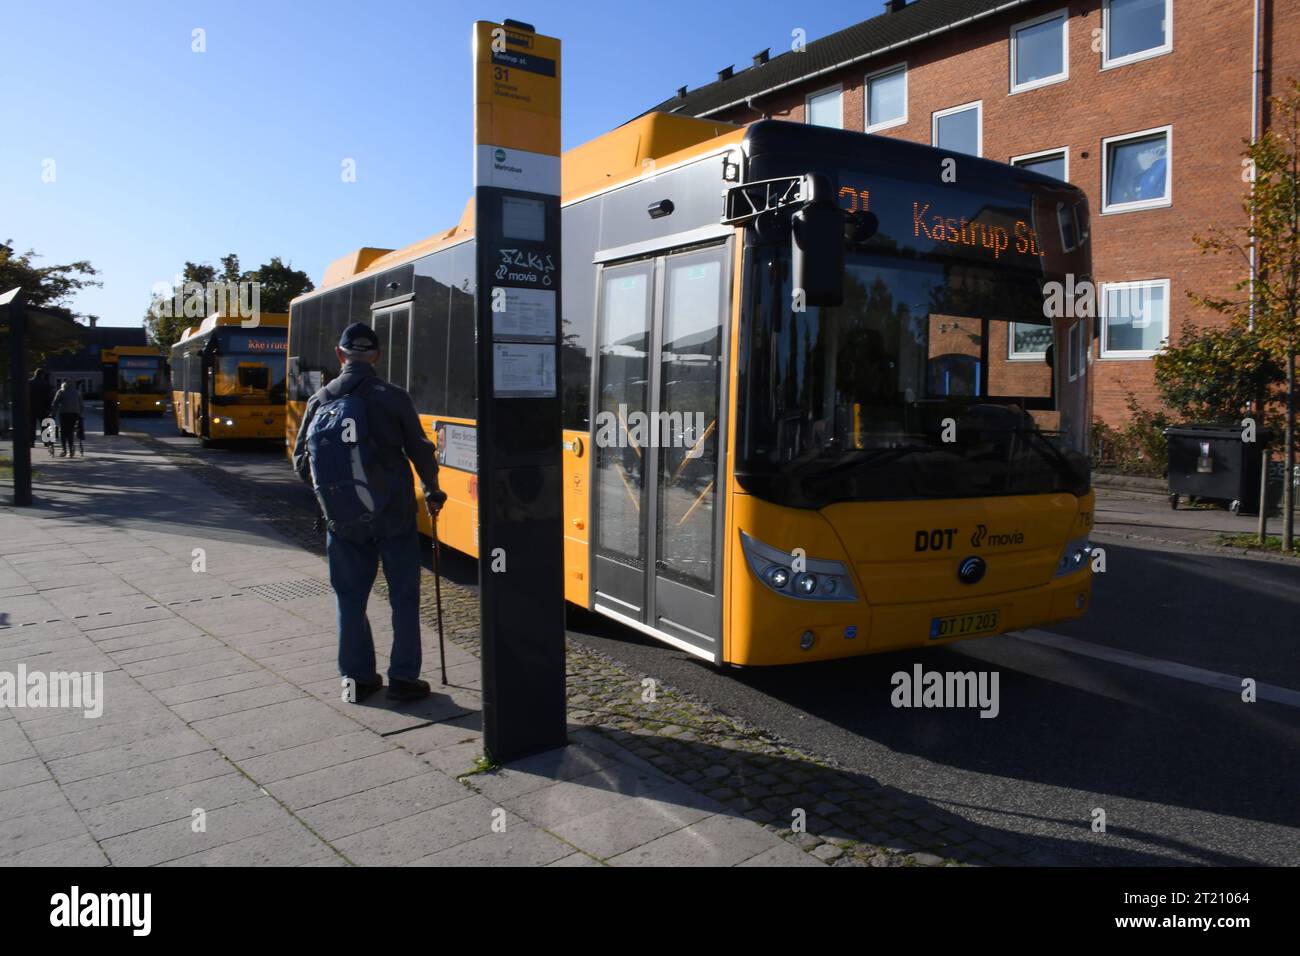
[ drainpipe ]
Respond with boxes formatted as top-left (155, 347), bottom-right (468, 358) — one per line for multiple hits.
top-left (1248, 0), bottom-right (1261, 331)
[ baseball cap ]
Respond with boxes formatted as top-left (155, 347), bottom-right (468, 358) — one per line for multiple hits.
top-left (338, 323), bottom-right (380, 353)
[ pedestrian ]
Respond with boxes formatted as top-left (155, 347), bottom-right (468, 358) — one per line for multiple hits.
top-left (48, 380), bottom-right (84, 458)
top-left (292, 322), bottom-right (447, 703)
top-left (28, 368), bottom-right (53, 447)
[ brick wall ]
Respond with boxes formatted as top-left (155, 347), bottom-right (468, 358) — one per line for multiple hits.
top-left (709, 0), bottom-right (1294, 426)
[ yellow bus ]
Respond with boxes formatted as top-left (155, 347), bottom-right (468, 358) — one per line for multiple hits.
top-left (171, 312), bottom-right (289, 445)
top-left (103, 346), bottom-right (168, 415)
top-left (287, 114), bottom-right (1095, 667)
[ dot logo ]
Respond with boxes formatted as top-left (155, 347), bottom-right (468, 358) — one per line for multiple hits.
top-left (494, 148), bottom-right (507, 162)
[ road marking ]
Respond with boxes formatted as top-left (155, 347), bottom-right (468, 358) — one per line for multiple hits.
top-left (1014, 629), bottom-right (1300, 709)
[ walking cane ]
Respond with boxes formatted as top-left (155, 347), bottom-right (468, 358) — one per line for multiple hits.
top-left (432, 509), bottom-right (447, 685)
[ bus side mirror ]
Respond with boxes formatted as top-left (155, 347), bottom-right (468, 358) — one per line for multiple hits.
top-left (791, 175), bottom-right (844, 308)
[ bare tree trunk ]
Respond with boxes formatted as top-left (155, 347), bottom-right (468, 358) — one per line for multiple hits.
top-left (1286, 346), bottom-right (1296, 551)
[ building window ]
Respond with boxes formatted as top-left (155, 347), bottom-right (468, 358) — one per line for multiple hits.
top-left (805, 86), bottom-right (843, 129)
top-left (865, 64), bottom-right (906, 132)
top-left (1102, 126), bottom-right (1170, 212)
top-left (1103, 0), bottom-right (1172, 69)
top-left (1011, 147), bottom-right (1069, 182)
top-left (1010, 9), bottom-right (1068, 93)
top-left (1008, 321), bottom-right (1053, 360)
top-left (1101, 279), bottom-right (1169, 358)
top-left (932, 101), bottom-right (981, 156)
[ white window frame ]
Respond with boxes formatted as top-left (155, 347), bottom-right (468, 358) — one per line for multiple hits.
top-left (1010, 146), bottom-right (1070, 182)
top-left (1009, 8), bottom-right (1069, 94)
top-left (1099, 278), bottom-right (1170, 359)
top-left (1067, 322), bottom-right (1082, 381)
top-left (1102, 0), bottom-right (1173, 70)
top-left (931, 100), bottom-right (983, 157)
top-left (1101, 125), bottom-right (1172, 214)
top-left (1007, 321), bottom-right (1053, 361)
top-left (805, 85), bottom-right (843, 129)
top-left (864, 62), bottom-right (907, 133)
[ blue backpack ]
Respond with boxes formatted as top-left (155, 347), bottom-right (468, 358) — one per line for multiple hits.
top-left (306, 379), bottom-right (393, 542)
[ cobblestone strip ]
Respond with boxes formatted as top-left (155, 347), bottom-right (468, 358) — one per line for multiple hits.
top-left (119, 432), bottom-right (1054, 866)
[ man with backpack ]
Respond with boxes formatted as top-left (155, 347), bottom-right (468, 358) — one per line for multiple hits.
top-left (292, 323), bottom-right (447, 703)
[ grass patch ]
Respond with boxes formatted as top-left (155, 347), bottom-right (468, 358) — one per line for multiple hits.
top-left (1218, 533), bottom-right (1300, 556)
top-left (459, 754), bottom-right (499, 778)
top-left (0, 456), bottom-right (41, 481)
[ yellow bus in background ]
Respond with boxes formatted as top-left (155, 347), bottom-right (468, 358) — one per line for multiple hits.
top-left (104, 346), bottom-right (168, 415)
top-left (171, 312), bottom-right (288, 445)
top-left (287, 114), bottom-right (1095, 667)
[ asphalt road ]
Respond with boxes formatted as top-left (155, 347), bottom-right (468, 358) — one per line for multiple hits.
top-left (118, 408), bottom-right (1300, 866)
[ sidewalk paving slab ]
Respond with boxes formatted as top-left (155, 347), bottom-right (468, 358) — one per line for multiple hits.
top-left (0, 431), bottom-right (867, 867)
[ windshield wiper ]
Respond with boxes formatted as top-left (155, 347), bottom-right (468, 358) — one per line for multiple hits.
top-left (1015, 426), bottom-right (1084, 484)
top-left (798, 444), bottom-right (935, 486)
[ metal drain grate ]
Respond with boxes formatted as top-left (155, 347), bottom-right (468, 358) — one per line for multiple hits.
top-left (245, 578), bottom-right (334, 602)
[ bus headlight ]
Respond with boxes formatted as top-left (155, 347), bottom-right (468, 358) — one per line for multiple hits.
top-left (767, 567), bottom-right (790, 589)
top-left (1055, 538), bottom-right (1093, 577)
top-left (740, 531), bottom-right (858, 602)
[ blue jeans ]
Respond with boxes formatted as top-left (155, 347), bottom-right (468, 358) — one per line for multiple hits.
top-left (326, 526), bottom-right (423, 682)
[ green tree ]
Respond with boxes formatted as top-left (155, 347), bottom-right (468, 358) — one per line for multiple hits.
top-left (1153, 321), bottom-right (1283, 423)
top-left (143, 260), bottom-right (219, 355)
top-left (143, 254), bottom-right (313, 354)
top-left (0, 240), bottom-right (100, 366)
top-left (1191, 79), bottom-right (1300, 550)
top-left (242, 256), bottom-right (313, 313)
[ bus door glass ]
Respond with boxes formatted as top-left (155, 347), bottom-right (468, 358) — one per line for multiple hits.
top-left (592, 243), bottom-right (731, 659)
top-left (372, 305), bottom-right (411, 389)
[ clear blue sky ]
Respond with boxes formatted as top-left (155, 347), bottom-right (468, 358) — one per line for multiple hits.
top-left (1, 0), bottom-right (867, 329)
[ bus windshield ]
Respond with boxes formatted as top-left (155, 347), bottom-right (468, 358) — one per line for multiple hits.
top-left (117, 356), bottom-right (165, 394)
top-left (738, 248), bottom-right (1091, 508)
top-left (212, 330), bottom-right (287, 405)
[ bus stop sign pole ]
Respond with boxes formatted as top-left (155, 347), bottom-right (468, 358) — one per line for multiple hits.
top-left (472, 20), bottom-right (566, 763)
top-left (2, 288), bottom-right (33, 507)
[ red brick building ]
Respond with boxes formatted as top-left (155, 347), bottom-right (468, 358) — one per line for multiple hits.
top-left (648, 0), bottom-right (1300, 425)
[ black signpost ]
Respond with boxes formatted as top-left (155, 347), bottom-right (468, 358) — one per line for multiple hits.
top-left (472, 20), bottom-right (567, 763)
top-left (2, 287), bottom-right (33, 507)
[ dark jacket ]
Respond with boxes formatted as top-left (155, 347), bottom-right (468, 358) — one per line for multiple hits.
top-left (29, 375), bottom-right (53, 418)
top-left (292, 361), bottom-right (443, 538)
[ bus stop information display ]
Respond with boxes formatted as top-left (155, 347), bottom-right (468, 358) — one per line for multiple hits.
top-left (472, 20), bottom-right (566, 763)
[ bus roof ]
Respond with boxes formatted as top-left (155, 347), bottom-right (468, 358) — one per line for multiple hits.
top-left (176, 311), bottom-right (289, 345)
top-left (104, 345), bottom-right (163, 358)
top-left (305, 111), bottom-right (743, 300)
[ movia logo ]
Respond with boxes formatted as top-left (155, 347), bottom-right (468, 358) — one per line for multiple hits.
top-left (494, 148), bottom-right (507, 163)
top-left (971, 523), bottom-right (1023, 548)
